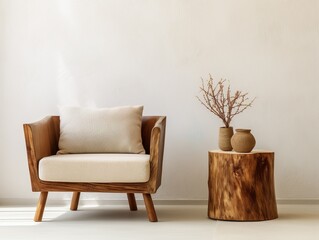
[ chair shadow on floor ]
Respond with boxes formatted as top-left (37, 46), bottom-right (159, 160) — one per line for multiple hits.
top-left (48, 205), bottom-right (208, 223)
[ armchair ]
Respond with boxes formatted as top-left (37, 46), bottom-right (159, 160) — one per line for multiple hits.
top-left (23, 115), bottom-right (166, 222)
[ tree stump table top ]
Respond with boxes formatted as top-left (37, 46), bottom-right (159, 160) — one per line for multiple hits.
top-left (208, 150), bottom-right (278, 221)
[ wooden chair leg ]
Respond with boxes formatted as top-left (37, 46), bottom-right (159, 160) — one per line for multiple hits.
top-left (142, 193), bottom-right (158, 222)
top-left (70, 192), bottom-right (81, 211)
top-left (34, 192), bottom-right (48, 222)
top-left (127, 193), bottom-right (138, 211)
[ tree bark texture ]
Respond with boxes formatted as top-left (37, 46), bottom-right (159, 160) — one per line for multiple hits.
top-left (208, 151), bottom-right (278, 221)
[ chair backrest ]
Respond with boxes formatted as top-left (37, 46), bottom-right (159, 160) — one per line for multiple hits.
top-left (51, 116), bottom-right (161, 154)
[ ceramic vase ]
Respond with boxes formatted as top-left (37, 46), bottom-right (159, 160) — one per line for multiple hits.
top-left (231, 129), bottom-right (256, 153)
top-left (218, 127), bottom-right (234, 151)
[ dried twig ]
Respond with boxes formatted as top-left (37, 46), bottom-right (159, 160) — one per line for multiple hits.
top-left (197, 75), bottom-right (255, 128)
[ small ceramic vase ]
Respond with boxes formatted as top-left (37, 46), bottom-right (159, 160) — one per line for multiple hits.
top-left (231, 129), bottom-right (256, 153)
top-left (219, 127), bottom-right (234, 151)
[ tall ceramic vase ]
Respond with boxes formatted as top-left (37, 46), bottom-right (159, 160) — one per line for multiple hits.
top-left (231, 129), bottom-right (256, 153)
top-left (219, 127), bottom-right (234, 151)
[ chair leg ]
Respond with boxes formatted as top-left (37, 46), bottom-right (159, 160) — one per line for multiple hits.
top-left (34, 192), bottom-right (48, 222)
top-left (127, 193), bottom-right (138, 211)
top-left (142, 193), bottom-right (158, 222)
top-left (70, 192), bottom-right (81, 211)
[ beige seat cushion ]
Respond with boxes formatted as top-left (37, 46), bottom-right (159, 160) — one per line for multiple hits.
top-left (58, 105), bottom-right (145, 154)
top-left (39, 154), bottom-right (150, 183)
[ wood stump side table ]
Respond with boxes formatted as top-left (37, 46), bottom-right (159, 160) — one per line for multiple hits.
top-left (208, 150), bottom-right (278, 221)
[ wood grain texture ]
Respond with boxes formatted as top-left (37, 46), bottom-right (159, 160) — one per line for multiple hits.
top-left (208, 151), bottom-right (278, 221)
top-left (34, 192), bottom-right (48, 222)
top-left (23, 115), bottom-right (166, 221)
top-left (143, 193), bottom-right (158, 222)
top-left (147, 116), bottom-right (166, 192)
top-left (70, 192), bottom-right (81, 211)
top-left (127, 193), bottom-right (138, 211)
top-left (23, 117), bottom-right (59, 191)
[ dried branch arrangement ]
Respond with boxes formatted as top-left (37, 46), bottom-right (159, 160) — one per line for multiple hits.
top-left (197, 75), bottom-right (255, 128)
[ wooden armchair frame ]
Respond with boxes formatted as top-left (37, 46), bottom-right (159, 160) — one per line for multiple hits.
top-left (23, 116), bottom-right (166, 222)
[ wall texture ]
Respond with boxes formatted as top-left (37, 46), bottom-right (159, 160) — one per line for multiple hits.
top-left (1, 0), bottom-right (319, 201)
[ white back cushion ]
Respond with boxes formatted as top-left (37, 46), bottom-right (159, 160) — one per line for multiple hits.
top-left (58, 106), bottom-right (145, 154)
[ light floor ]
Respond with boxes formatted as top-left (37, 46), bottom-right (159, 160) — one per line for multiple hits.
top-left (0, 204), bottom-right (318, 240)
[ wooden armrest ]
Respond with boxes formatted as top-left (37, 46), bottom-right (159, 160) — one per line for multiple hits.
top-left (23, 116), bottom-right (59, 190)
top-left (148, 116), bottom-right (166, 192)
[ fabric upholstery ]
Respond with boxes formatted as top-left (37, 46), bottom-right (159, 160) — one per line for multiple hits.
top-left (39, 154), bottom-right (150, 183)
top-left (58, 105), bottom-right (145, 154)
